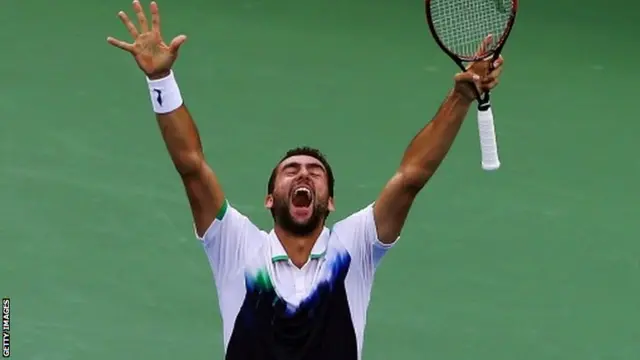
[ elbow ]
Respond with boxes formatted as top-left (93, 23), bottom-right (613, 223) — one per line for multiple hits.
top-left (174, 151), bottom-right (205, 177)
top-left (394, 165), bottom-right (435, 194)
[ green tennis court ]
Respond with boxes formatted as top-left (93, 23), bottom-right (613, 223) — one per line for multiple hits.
top-left (2, 0), bottom-right (638, 359)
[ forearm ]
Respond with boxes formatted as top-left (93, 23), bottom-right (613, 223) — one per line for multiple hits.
top-left (156, 105), bottom-right (205, 176)
top-left (147, 72), bottom-right (204, 176)
top-left (146, 72), bottom-right (225, 233)
top-left (398, 89), bottom-right (473, 188)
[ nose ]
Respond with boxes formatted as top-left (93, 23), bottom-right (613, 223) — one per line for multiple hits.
top-left (298, 165), bottom-right (312, 177)
top-left (295, 167), bottom-right (312, 182)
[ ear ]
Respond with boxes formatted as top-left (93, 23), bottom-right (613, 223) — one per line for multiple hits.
top-left (328, 197), bottom-right (335, 212)
top-left (265, 194), bottom-right (274, 209)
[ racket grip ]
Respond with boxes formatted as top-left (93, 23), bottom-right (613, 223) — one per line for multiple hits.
top-left (477, 103), bottom-right (501, 171)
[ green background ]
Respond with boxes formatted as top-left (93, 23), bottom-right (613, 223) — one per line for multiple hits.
top-left (1, 0), bottom-right (638, 359)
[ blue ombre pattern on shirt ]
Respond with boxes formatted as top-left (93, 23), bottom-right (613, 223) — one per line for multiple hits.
top-left (228, 247), bottom-right (357, 360)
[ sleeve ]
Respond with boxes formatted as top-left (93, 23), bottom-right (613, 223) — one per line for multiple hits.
top-left (333, 203), bottom-right (399, 275)
top-left (195, 200), bottom-right (261, 281)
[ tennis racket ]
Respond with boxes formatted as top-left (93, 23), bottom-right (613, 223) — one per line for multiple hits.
top-left (425, 0), bottom-right (518, 171)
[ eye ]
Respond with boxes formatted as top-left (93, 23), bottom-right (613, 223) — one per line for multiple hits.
top-left (283, 168), bottom-right (297, 176)
top-left (310, 169), bottom-right (324, 178)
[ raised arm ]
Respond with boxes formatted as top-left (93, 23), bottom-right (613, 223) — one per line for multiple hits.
top-left (154, 105), bottom-right (225, 236)
top-left (107, 1), bottom-right (224, 236)
top-left (373, 56), bottom-right (504, 244)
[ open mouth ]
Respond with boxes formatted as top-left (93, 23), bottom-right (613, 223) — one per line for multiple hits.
top-left (291, 186), bottom-right (313, 208)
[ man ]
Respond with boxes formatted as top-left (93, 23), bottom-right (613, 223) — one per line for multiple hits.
top-left (107, 2), bottom-right (503, 359)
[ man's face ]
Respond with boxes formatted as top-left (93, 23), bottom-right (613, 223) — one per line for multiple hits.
top-left (266, 155), bottom-right (335, 236)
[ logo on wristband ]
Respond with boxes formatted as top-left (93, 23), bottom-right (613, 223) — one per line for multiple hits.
top-left (153, 89), bottom-right (163, 106)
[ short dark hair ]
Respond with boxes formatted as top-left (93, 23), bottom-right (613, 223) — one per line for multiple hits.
top-left (267, 146), bottom-right (335, 197)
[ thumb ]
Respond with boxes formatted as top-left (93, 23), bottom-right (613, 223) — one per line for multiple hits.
top-left (454, 70), bottom-right (480, 85)
top-left (169, 35), bottom-right (188, 54)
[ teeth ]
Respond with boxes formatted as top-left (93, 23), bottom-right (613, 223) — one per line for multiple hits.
top-left (294, 187), bottom-right (311, 195)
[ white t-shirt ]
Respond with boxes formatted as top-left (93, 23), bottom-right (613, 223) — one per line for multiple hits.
top-left (197, 201), bottom-right (397, 360)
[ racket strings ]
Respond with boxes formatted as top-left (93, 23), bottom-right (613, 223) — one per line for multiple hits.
top-left (430, 0), bottom-right (512, 59)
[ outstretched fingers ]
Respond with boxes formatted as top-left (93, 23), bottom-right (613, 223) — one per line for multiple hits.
top-left (150, 1), bottom-right (161, 34)
top-left (118, 11), bottom-right (139, 39)
top-left (133, 0), bottom-right (149, 33)
top-left (109, 1), bottom-right (154, 54)
top-left (107, 37), bottom-right (134, 52)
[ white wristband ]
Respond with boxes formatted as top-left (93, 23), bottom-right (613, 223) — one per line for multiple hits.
top-left (146, 71), bottom-right (184, 114)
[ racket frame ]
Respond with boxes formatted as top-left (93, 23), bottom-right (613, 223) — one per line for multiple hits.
top-left (425, 0), bottom-right (518, 72)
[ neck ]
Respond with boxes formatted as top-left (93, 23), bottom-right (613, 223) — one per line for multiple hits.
top-left (274, 224), bottom-right (324, 268)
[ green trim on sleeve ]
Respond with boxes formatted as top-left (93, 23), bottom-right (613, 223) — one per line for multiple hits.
top-left (215, 199), bottom-right (229, 221)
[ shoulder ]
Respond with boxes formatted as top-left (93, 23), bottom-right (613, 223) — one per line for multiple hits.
top-left (330, 203), bottom-right (379, 253)
top-left (196, 201), bottom-right (267, 246)
top-left (331, 203), bottom-right (397, 260)
top-left (332, 203), bottom-right (376, 233)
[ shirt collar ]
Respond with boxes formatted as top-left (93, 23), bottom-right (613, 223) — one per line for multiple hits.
top-left (269, 228), bottom-right (330, 263)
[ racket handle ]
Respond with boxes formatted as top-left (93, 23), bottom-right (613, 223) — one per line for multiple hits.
top-left (477, 102), bottom-right (501, 171)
